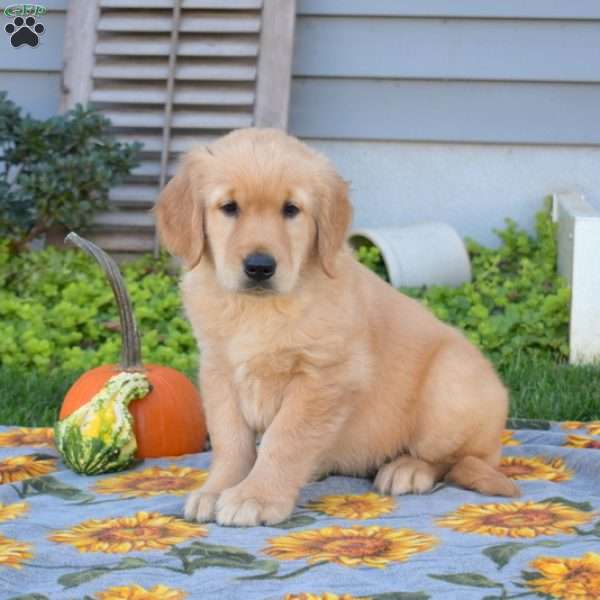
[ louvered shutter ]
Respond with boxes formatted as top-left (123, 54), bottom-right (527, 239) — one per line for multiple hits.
top-left (61, 0), bottom-right (295, 253)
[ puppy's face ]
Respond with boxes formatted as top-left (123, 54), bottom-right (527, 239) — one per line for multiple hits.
top-left (202, 162), bottom-right (315, 295)
top-left (155, 128), bottom-right (351, 295)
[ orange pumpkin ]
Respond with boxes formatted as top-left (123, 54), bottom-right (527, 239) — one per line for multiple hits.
top-left (58, 233), bottom-right (206, 459)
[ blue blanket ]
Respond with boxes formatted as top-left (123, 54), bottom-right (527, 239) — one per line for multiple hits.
top-left (0, 421), bottom-right (599, 600)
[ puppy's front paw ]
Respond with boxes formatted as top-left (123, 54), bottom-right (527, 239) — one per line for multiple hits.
top-left (184, 490), bottom-right (220, 522)
top-left (215, 484), bottom-right (295, 527)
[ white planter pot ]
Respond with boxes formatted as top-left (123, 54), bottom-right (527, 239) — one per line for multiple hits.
top-left (349, 222), bottom-right (471, 288)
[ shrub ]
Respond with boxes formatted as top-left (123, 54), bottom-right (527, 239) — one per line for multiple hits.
top-left (354, 243), bottom-right (389, 281)
top-left (0, 201), bottom-right (569, 374)
top-left (0, 93), bottom-right (141, 252)
top-left (356, 200), bottom-right (570, 365)
top-left (0, 243), bottom-right (197, 373)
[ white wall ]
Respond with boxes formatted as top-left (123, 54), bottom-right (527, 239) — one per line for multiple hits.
top-left (309, 141), bottom-right (600, 246)
top-left (293, 1), bottom-right (600, 246)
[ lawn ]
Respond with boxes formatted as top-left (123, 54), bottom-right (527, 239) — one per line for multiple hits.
top-left (1, 355), bottom-right (598, 429)
top-left (500, 355), bottom-right (600, 421)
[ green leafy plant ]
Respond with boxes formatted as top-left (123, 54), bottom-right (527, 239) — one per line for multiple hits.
top-left (356, 200), bottom-right (570, 365)
top-left (0, 93), bottom-right (141, 252)
top-left (0, 243), bottom-right (197, 373)
top-left (354, 243), bottom-right (389, 281)
top-left (0, 200), bottom-right (569, 376)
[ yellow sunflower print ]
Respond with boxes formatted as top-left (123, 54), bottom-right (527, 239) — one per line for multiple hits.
top-left (94, 584), bottom-right (187, 600)
top-left (0, 534), bottom-right (32, 569)
top-left (0, 454), bottom-right (56, 483)
top-left (265, 525), bottom-right (437, 568)
top-left (0, 502), bottom-right (28, 523)
top-left (526, 552), bottom-right (600, 599)
top-left (284, 595), bottom-right (367, 600)
top-left (562, 421), bottom-right (600, 436)
top-left (94, 465), bottom-right (208, 498)
top-left (586, 421), bottom-right (600, 436)
top-left (500, 456), bottom-right (573, 482)
top-left (306, 493), bottom-right (395, 520)
top-left (501, 430), bottom-right (520, 446)
top-left (49, 511), bottom-right (207, 553)
top-left (562, 421), bottom-right (585, 431)
top-left (436, 500), bottom-right (592, 538)
top-left (0, 427), bottom-right (54, 448)
top-left (564, 435), bottom-right (600, 450)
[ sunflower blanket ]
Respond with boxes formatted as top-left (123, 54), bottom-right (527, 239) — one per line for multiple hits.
top-left (0, 420), bottom-right (599, 600)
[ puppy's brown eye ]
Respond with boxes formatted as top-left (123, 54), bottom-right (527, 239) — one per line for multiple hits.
top-left (282, 202), bottom-right (300, 218)
top-left (220, 201), bottom-right (239, 217)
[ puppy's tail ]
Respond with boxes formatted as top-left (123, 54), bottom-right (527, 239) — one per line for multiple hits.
top-left (446, 455), bottom-right (521, 497)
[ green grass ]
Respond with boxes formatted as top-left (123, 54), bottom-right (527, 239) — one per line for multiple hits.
top-left (0, 368), bottom-right (80, 427)
top-left (0, 367), bottom-right (199, 428)
top-left (500, 356), bottom-right (600, 422)
top-left (0, 357), bottom-right (598, 428)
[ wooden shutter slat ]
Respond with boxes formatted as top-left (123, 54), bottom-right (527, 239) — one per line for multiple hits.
top-left (99, 11), bottom-right (261, 32)
top-left (109, 184), bottom-right (159, 204)
top-left (91, 84), bottom-right (255, 105)
top-left (116, 132), bottom-right (216, 152)
top-left (87, 231), bottom-right (155, 253)
top-left (100, 0), bottom-right (262, 8)
top-left (96, 35), bottom-right (259, 56)
top-left (93, 59), bottom-right (257, 81)
top-left (103, 108), bottom-right (253, 128)
top-left (94, 210), bottom-right (155, 228)
top-left (132, 160), bottom-right (178, 178)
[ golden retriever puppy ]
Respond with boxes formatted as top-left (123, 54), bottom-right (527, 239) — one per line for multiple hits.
top-left (155, 128), bottom-right (520, 527)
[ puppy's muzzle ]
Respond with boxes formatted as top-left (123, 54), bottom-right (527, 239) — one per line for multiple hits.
top-left (243, 253), bottom-right (276, 282)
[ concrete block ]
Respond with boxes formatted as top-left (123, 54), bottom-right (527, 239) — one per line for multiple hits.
top-left (553, 192), bottom-right (600, 363)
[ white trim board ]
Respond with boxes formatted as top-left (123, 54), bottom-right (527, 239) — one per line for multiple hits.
top-left (553, 192), bottom-right (600, 364)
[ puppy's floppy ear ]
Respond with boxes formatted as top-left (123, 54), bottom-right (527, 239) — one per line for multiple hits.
top-left (154, 153), bottom-right (205, 269)
top-left (316, 172), bottom-right (352, 277)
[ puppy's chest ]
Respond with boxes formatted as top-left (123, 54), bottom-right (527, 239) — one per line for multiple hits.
top-left (224, 322), bottom-right (302, 433)
top-left (232, 351), bottom-right (296, 433)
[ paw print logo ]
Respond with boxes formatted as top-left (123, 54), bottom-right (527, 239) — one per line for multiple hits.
top-left (5, 15), bottom-right (45, 48)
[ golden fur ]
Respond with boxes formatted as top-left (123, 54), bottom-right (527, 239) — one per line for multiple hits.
top-left (155, 128), bottom-right (520, 527)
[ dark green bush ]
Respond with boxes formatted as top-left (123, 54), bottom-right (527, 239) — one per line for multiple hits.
top-left (356, 200), bottom-right (570, 365)
top-left (0, 93), bottom-right (141, 252)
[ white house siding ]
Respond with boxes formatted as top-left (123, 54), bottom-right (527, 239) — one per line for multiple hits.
top-left (0, 0), bottom-right (67, 119)
top-left (290, 0), bottom-right (600, 245)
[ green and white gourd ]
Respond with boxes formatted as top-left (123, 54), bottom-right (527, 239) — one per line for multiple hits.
top-left (54, 371), bottom-right (150, 475)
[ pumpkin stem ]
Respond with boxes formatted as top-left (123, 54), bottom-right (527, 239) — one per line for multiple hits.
top-left (65, 232), bottom-right (143, 370)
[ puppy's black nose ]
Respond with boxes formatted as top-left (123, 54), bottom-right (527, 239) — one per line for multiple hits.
top-left (244, 253), bottom-right (276, 281)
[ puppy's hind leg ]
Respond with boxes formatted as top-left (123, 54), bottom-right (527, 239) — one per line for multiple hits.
top-left (413, 340), bottom-right (520, 498)
top-left (446, 455), bottom-right (520, 497)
